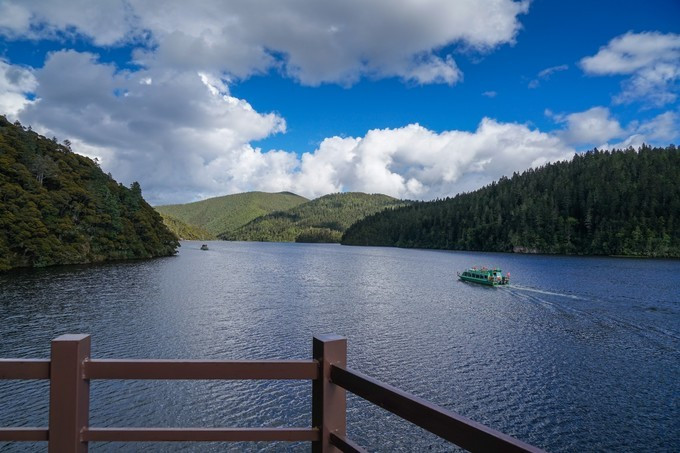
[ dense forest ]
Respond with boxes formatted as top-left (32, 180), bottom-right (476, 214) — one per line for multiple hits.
top-left (155, 191), bottom-right (308, 239)
top-left (0, 116), bottom-right (178, 271)
top-left (342, 146), bottom-right (680, 258)
top-left (221, 192), bottom-right (408, 242)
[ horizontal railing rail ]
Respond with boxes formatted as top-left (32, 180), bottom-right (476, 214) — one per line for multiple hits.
top-left (0, 333), bottom-right (543, 452)
top-left (0, 427), bottom-right (49, 442)
top-left (82, 427), bottom-right (320, 443)
top-left (84, 359), bottom-right (319, 380)
top-left (330, 365), bottom-right (543, 453)
top-left (0, 359), bottom-right (50, 379)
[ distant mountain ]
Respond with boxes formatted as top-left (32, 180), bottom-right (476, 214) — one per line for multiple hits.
top-left (221, 192), bottom-right (409, 243)
top-left (0, 116), bottom-right (178, 271)
top-left (160, 214), bottom-right (216, 240)
top-left (342, 146), bottom-right (680, 258)
top-left (155, 191), bottom-right (309, 238)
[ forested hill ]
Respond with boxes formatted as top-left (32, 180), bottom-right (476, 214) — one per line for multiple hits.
top-left (221, 192), bottom-right (409, 243)
top-left (342, 146), bottom-right (680, 258)
top-left (155, 191), bottom-right (308, 238)
top-left (159, 214), bottom-right (215, 240)
top-left (0, 116), bottom-right (178, 271)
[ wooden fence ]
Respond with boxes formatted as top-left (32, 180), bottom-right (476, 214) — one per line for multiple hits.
top-left (0, 334), bottom-right (543, 452)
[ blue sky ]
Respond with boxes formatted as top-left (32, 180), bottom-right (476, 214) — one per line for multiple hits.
top-left (1, 0), bottom-right (678, 204)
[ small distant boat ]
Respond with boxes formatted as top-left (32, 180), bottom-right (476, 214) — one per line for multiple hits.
top-left (200, 244), bottom-right (209, 250)
top-left (458, 267), bottom-right (510, 286)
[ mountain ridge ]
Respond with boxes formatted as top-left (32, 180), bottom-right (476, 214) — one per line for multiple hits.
top-left (155, 191), bottom-right (309, 237)
top-left (221, 192), bottom-right (409, 242)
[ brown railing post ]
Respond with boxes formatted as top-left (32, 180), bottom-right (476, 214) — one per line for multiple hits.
top-left (49, 334), bottom-right (91, 453)
top-left (312, 334), bottom-right (347, 453)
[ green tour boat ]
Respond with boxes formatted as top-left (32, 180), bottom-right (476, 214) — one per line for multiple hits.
top-left (458, 267), bottom-right (510, 286)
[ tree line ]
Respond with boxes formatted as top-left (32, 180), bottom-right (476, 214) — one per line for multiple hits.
top-left (342, 145), bottom-right (680, 258)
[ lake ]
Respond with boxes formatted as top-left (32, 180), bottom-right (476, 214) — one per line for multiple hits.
top-left (1, 241), bottom-right (679, 452)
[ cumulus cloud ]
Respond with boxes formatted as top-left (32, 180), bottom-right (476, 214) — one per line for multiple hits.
top-left (11, 2), bottom-right (677, 206)
top-left (287, 110), bottom-right (678, 201)
top-left (288, 119), bottom-right (574, 200)
top-left (18, 50), bottom-right (286, 204)
top-left (598, 111), bottom-right (680, 150)
top-left (580, 31), bottom-right (680, 106)
top-left (393, 54), bottom-right (462, 85)
top-left (0, 2), bottom-right (33, 38)
top-left (13, 49), bottom-right (575, 204)
top-left (550, 106), bottom-right (680, 150)
top-left (635, 111), bottom-right (679, 142)
top-left (0, 0), bottom-right (142, 45)
top-left (551, 106), bottom-right (625, 146)
top-left (0, 0), bottom-right (528, 86)
top-left (0, 0), bottom-right (552, 204)
top-left (17, 49), bottom-right (676, 205)
top-left (0, 59), bottom-right (37, 119)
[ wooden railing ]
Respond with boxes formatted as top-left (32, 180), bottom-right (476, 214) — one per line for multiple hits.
top-left (0, 334), bottom-right (544, 452)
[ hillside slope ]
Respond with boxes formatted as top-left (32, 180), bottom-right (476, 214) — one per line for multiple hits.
top-left (0, 116), bottom-right (178, 271)
top-left (342, 146), bottom-right (680, 257)
top-left (160, 214), bottom-right (216, 240)
top-left (155, 191), bottom-right (308, 237)
top-left (221, 192), bottom-right (409, 242)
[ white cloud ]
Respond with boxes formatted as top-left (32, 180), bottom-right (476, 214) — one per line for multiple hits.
top-left (538, 64), bottom-right (569, 78)
top-left (598, 134), bottom-right (646, 151)
top-left (16, 48), bottom-right (677, 205)
top-left (482, 91), bottom-right (497, 98)
top-left (288, 119), bottom-right (574, 200)
top-left (0, 1), bottom-right (552, 204)
top-left (12, 50), bottom-right (575, 204)
top-left (0, 0), bottom-right (140, 45)
top-left (551, 106), bottom-right (625, 146)
top-left (636, 111), bottom-right (679, 142)
top-left (18, 50), bottom-right (286, 205)
top-left (0, 59), bottom-right (37, 119)
top-left (580, 32), bottom-right (680, 74)
top-left (550, 106), bottom-right (680, 150)
top-left (393, 54), bottom-right (462, 85)
top-left (580, 31), bottom-right (680, 106)
top-left (614, 63), bottom-right (680, 106)
top-left (598, 111), bottom-right (680, 150)
top-left (7, 2), bottom-right (677, 206)
top-left (0, 2), bottom-right (32, 37)
top-left (0, 0), bottom-right (529, 86)
top-left (528, 64), bottom-right (568, 88)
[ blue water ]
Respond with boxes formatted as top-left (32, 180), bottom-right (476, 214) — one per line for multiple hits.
top-left (1, 241), bottom-right (679, 452)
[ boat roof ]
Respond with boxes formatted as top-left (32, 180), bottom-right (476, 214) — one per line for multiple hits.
top-left (464, 267), bottom-right (502, 273)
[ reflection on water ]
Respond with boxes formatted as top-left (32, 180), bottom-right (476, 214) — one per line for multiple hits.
top-left (1, 241), bottom-right (679, 452)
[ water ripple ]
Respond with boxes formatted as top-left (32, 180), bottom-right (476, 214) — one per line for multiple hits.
top-left (1, 242), bottom-right (679, 452)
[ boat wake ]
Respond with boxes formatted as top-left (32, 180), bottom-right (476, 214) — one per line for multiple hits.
top-left (505, 285), bottom-right (583, 300)
top-left (504, 285), bottom-right (680, 351)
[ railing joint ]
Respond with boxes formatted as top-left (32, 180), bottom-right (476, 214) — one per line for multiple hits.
top-left (329, 432), bottom-right (367, 453)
